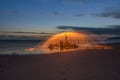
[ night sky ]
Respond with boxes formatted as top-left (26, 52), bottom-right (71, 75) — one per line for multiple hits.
top-left (0, 0), bottom-right (120, 39)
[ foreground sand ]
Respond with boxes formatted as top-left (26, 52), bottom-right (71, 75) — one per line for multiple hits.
top-left (0, 44), bottom-right (120, 80)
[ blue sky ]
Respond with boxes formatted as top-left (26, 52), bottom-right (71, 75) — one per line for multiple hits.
top-left (0, 0), bottom-right (120, 33)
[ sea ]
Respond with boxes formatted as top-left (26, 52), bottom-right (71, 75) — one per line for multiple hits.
top-left (0, 40), bottom-right (43, 55)
top-left (0, 39), bottom-right (120, 55)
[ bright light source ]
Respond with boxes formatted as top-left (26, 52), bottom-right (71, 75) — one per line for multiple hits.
top-left (32, 31), bottom-right (112, 53)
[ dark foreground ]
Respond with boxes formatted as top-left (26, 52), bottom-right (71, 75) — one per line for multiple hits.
top-left (0, 43), bottom-right (120, 80)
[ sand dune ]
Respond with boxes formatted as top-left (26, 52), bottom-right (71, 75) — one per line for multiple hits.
top-left (0, 44), bottom-right (120, 80)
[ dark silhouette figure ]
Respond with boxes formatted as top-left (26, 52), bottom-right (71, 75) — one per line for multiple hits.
top-left (48, 34), bottom-right (79, 51)
top-left (48, 44), bottom-right (54, 51)
top-left (60, 41), bottom-right (64, 50)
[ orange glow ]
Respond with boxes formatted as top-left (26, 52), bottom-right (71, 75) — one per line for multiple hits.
top-left (31, 31), bottom-right (112, 53)
top-left (26, 48), bottom-right (34, 51)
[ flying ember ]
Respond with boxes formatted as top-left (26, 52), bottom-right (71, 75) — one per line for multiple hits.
top-left (27, 31), bottom-right (112, 53)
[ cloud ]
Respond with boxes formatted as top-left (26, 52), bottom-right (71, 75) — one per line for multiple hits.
top-left (0, 35), bottom-right (40, 40)
top-left (74, 13), bottom-right (85, 17)
top-left (53, 12), bottom-right (60, 16)
top-left (39, 0), bottom-right (89, 3)
top-left (93, 9), bottom-right (120, 19)
top-left (40, 11), bottom-right (85, 17)
top-left (57, 25), bottom-right (120, 35)
top-left (0, 31), bottom-right (54, 40)
top-left (63, 0), bottom-right (89, 3)
top-left (40, 11), bottom-right (60, 16)
top-left (0, 31), bottom-right (39, 34)
top-left (39, 0), bottom-right (51, 2)
top-left (0, 31), bottom-right (53, 35)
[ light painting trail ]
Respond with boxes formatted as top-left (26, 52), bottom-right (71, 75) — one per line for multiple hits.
top-left (26, 31), bottom-right (112, 54)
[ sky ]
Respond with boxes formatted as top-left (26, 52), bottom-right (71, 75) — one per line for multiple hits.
top-left (0, 0), bottom-right (120, 39)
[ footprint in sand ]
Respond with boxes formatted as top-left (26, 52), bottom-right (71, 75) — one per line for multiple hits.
top-left (58, 63), bottom-right (70, 80)
top-left (63, 77), bottom-right (67, 80)
top-left (65, 63), bottom-right (70, 71)
top-left (0, 64), bottom-right (5, 72)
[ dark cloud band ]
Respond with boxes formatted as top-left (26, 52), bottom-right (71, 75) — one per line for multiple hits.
top-left (57, 25), bottom-right (120, 35)
top-left (93, 9), bottom-right (120, 19)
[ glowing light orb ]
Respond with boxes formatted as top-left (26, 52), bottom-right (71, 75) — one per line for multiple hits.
top-left (29, 31), bottom-right (111, 53)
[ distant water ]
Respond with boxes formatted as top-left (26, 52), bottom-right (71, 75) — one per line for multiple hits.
top-left (0, 40), bottom-right (43, 55)
top-left (104, 39), bottom-right (120, 44)
top-left (0, 39), bottom-right (120, 55)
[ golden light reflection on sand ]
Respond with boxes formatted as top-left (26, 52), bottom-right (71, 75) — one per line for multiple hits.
top-left (26, 31), bottom-right (112, 54)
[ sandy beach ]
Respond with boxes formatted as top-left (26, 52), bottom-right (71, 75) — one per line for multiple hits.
top-left (0, 43), bottom-right (120, 80)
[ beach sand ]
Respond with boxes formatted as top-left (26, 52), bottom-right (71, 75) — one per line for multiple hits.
top-left (0, 43), bottom-right (120, 80)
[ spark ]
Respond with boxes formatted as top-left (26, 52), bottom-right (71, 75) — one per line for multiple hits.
top-left (30, 31), bottom-right (112, 53)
